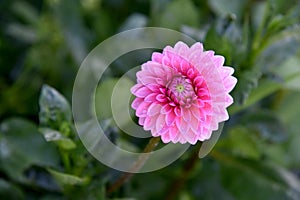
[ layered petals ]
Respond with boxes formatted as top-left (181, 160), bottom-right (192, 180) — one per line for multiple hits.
top-left (131, 41), bottom-right (237, 144)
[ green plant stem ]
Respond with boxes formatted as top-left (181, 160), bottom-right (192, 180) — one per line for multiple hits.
top-left (165, 143), bottom-right (201, 200)
top-left (60, 148), bottom-right (71, 172)
top-left (106, 137), bottom-right (161, 195)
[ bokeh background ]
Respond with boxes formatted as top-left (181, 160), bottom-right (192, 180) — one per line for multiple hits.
top-left (1, 0), bottom-right (300, 199)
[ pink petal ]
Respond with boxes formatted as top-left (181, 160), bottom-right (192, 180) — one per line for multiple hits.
top-left (147, 103), bottom-right (162, 116)
top-left (174, 107), bottom-right (181, 117)
top-left (193, 76), bottom-right (203, 87)
top-left (174, 41), bottom-right (189, 57)
top-left (152, 52), bottom-right (163, 63)
top-left (162, 56), bottom-right (171, 67)
top-left (176, 118), bottom-right (189, 133)
top-left (131, 98), bottom-right (143, 109)
top-left (134, 86), bottom-right (151, 98)
top-left (213, 55), bottom-right (225, 67)
top-left (178, 135), bottom-right (187, 144)
top-left (138, 117), bottom-right (145, 125)
top-left (158, 125), bottom-right (169, 135)
top-left (180, 59), bottom-right (190, 74)
top-left (161, 104), bottom-right (172, 114)
top-left (187, 68), bottom-right (195, 78)
top-left (190, 42), bottom-right (203, 53)
top-left (146, 83), bottom-right (160, 92)
top-left (156, 94), bottom-right (167, 102)
top-left (144, 93), bottom-right (158, 102)
top-left (161, 132), bottom-right (171, 143)
top-left (168, 125), bottom-right (178, 140)
top-left (136, 101), bottom-right (150, 117)
top-left (130, 84), bottom-right (143, 94)
top-left (184, 129), bottom-right (197, 145)
top-left (144, 116), bottom-right (154, 130)
top-left (224, 76), bottom-right (237, 93)
top-left (166, 110), bottom-right (176, 126)
top-left (220, 66), bottom-right (234, 77)
top-left (225, 94), bottom-right (234, 106)
top-left (156, 114), bottom-right (165, 133)
top-left (181, 107), bottom-right (191, 122)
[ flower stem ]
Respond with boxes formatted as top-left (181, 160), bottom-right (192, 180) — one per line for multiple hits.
top-left (165, 143), bottom-right (201, 200)
top-left (107, 137), bottom-right (161, 195)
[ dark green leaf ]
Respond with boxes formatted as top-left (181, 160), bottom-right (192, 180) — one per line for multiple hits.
top-left (66, 179), bottom-right (107, 200)
top-left (204, 17), bottom-right (244, 66)
top-left (275, 91), bottom-right (300, 166)
top-left (208, 0), bottom-right (248, 20)
top-left (216, 154), bottom-right (300, 200)
top-left (0, 118), bottom-right (59, 181)
top-left (241, 110), bottom-right (287, 143)
top-left (95, 79), bottom-right (118, 120)
top-left (231, 69), bottom-right (262, 105)
top-left (272, 56), bottom-right (300, 90)
top-left (11, 1), bottom-right (39, 25)
top-left (49, 0), bottom-right (90, 64)
top-left (219, 126), bottom-right (261, 159)
top-left (119, 13), bottom-right (148, 31)
top-left (256, 28), bottom-right (300, 73)
top-left (152, 0), bottom-right (199, 30)
top-left (0, 179), bottom-right (24, 200)
top-left (230, 76), bottom-right (279, 113)
top-left (6, 23), bottom-right (37, 43)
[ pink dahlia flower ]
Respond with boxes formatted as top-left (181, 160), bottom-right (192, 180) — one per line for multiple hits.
top-left (131, 41), bottom-right (237, 144)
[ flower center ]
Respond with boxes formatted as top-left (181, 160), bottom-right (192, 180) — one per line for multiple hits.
top-left (176, 84), bottom-right (184, 93)
top-left (167, 76), bottom-right (197, 107)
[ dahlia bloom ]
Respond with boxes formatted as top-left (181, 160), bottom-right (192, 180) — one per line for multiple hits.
top-left (131, 41), bottom-right (237, 144)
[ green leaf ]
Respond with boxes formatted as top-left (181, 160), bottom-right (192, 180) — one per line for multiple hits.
top-left (39, 128), bottom-right (76, 150)
top-left (6, 23), bottom-right (37, 43)
top-left (0, 179), bottom-right (24, 200)
top-left (119, 13), bottom-right (148, 31)
top-left (95, 79), bottom-right (118, 120)
top-left (49, 0), bottom-right (90, 64)
top-left (152, 0), bottom-right (199, 30)
top-left (233, 12), bottom-right (300, 107)
top-left (273, 56), bottom-right (300, 90)
top-left (48, 169), bottom-right (88, 187)
top-left (251, 1), bottom-right (267, 30)
top-left (230, 56), bottom-right (300, 114)
top-left (0, 118), bottom-right (59, 181)
top-left (231, 69), bottom-right (262, 106)
top-left (204, 25), bottom-right (233, 62)
top-left (269, 1), bottom-right (300, 29)
top-left (11, 1), bottom-right (39, 25)
top-left (275, 91), bottom-right (300, 166)
top-left (241, 110), bottom-right (287, 143)
top-left (215, 153), bottom-right (300, 200)
top-left (220, 126), bottom-right (261, 159)
top-left (256, 27), bottom-right (300, 72)
top-left (204, 17), bottom-right (243, 66)
top-left (39, 84), bottom-right (71, 130)
top-left (230, 76), bottom-right (278, 114)
top-left (208, 0), bottom-right (248, 20)
top-left (270, 0), bottom-right (300, 14)
top-left (95, 77), bottom-right (134, 122)
top-left (66, 179), bottom-right (107, 200)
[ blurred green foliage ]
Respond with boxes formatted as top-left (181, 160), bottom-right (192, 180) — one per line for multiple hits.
top-left (1, 0), bottom-right (300, 199)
